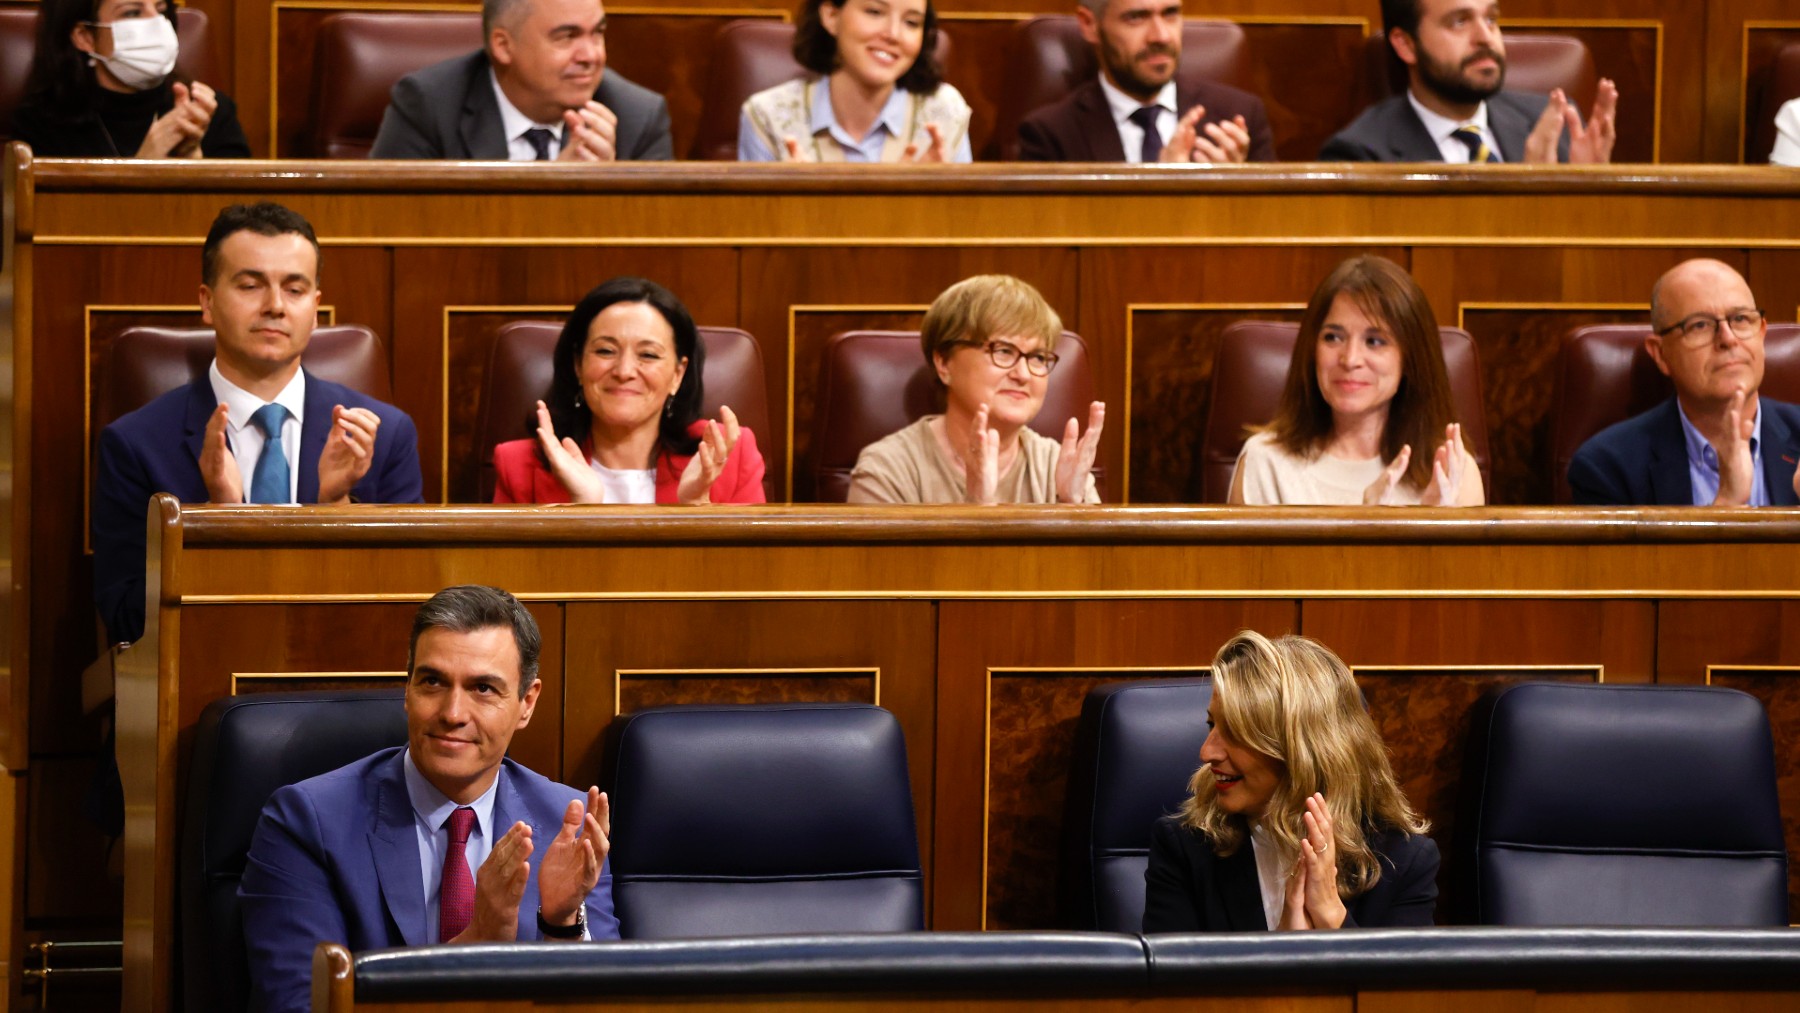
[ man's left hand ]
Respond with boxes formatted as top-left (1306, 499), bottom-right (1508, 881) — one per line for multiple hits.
top-left (559, 101), bottom-right (619, 162)
top-left (317, 405), bottom-right (379, 504)
top-left (538, 787), bottom-right (609, 934)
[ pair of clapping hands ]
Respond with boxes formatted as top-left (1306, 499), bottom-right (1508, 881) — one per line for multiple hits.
top-left (534, 400), bottom-right (742, 504)
top-left (960, 401), bottom-right (1104, 505)
top-left (1362, 422), bottom-right (1467, 507)
top-left (1158, 104), bottom-right (1254, 163)
top-left (551, 101), bottom-right (628, 161)
top-left (140, 81), bottom-right (217, 158)
top-left (1712, 387), bottom-right (1800, 506)
top-left (200, 402), bottom-right (380, 505)
top-left (452, 788), bottom-right (609, 942)
top-left (1523, 79), bottom-right (1620, 164)
top-left (1279, 792), bottom-right (1348, 930)
top-left (782, 122), bottom-right (954, 162)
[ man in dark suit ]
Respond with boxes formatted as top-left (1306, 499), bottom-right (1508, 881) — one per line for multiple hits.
top-left (1569, 259), bottom-right (1800, 506)
top-left (1320, 0), bottom-right (1616, 163)
top-left (1017, 0), bottom-right (1275, 163)
top-left (240, 585), bottom-right (618, 1013)
top-left (91, 202), bottom-right (424, 644)
top-left (370, 0), bottom-right (671, 161)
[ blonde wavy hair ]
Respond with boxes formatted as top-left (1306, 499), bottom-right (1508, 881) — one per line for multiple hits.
top-left (1178, 630), bottom-right (1428, 898)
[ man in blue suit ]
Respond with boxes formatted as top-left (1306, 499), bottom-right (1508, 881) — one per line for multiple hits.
top-left (240, 585), bottom-right (619, 1013)
top-left (1569, 258), bottom-right (1800, 506)
top-left (91, 201), bottom-right (424, 644)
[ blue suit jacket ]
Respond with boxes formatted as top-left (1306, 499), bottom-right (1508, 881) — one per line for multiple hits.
top-left (1567, 396), bottom-right (1800, 506)
top-left (239, 748), bottom-right (620, 1013)
top-left (91, 371), bottom-right (423, 643)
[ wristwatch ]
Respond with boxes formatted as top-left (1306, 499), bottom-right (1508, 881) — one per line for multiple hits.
top-left (537, 905), bottom-right (586, 940)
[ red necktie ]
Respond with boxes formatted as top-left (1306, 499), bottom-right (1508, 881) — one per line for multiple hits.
top-left (438, 807), bottom-right (476, 942)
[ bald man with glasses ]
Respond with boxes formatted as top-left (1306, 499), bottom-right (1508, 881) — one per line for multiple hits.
top-left (1568, 258), bottom-right (1800, 506)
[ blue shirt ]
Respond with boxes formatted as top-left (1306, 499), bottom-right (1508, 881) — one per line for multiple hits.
top-left (403, 749), bottom-right (499, 944)
top-left (738, 77), bottom-right (972, 162)
top-left (1677, 400), bottom-right (1768, 506)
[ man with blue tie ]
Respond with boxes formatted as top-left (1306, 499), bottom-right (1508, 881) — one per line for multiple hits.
top-left (91, 201), bottom-right (424, 644)
top-left (239, 585), bottom-right (619, 1013)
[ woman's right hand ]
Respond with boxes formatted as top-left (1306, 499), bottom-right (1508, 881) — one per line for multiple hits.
top-left (1361, 445), bottom-right (1411, 506)
top-left (963, 402), bottom-right (1000, 505)
top-left (1421, 423), bottom-right (1465, 507)
top-left (136, 81), bottom-right (214, 158)
top-left (535, 400), bottom-right (606, 503)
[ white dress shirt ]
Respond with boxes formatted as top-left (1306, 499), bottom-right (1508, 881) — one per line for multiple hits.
top-left (589, 459), bottom-right (657, 504)
top-left (1407, 91), bottom-right (1503, 163)
top-left (1249, 820), bottom-right (1293, 930)
top-left (208, 360), bottom-right (303, 503)
top-left (1098, 74), bottom-right (1178, 164)
top-left (491, 70), bottom-right (567, 161)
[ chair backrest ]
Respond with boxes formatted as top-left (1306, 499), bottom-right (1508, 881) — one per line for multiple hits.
top-left (474, 321), bottom-right (773, 501)
top-left (180, 690), bottom-right (408, 1013)
top-left (1361, 32), bottom-right (1597, 115)
top-left (1199, 321), bottom-right (1490, 503)
top-left (608, 703), bottom-right (923, 938)
top-left (810, 330), bottom-right (1102, 502)
top-left (96, 325), bottom-right (391, 436)
top-left (688, 19), bottom-right (952, 160)
top-left (1547, 323), bottom-right (1800, 504)
top-left (987, 16), bottom-right (1250, 161)
top-left (1453, 682), bottom-right (1788, 927)
top-left (0, 7), bottom-right (221, 146)
top-left (1061, 679), bottom-right (1211, 932)
top-left (304, 11), bottom-right (483, 158)
top-left (1751, 42), bottom-right (1800, 162)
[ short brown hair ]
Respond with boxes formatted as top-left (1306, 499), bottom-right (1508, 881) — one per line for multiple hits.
top-left (919, 275), bottom-right (1063, 385)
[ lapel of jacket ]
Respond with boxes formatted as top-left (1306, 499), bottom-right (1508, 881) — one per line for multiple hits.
top-left (460, 56), bottom-right (512, 160)
top-left (1073, 82), bottom-right (1128, 162)
top-left (366, 752), bottom-right (427, 947)
top-left (1647, 399), bottom-right (1695, 506)
top-left (1386, 97), bottom-right (1446, 162)
top-left (1218, 844), bottom-right (1268, 930)
top-left (1759, 400), bottom-right (1800, 505)
top-left (297, 370), bottom-right (329, 504)
top-left (181, 375), bottom-right (217, 475)
top-left (1488, 95), bottom-right (1532, 163)
top-left (493, 761), bottom-right (547, 940)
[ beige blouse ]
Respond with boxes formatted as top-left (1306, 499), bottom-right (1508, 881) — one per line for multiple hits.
top-left (847, 416), bottom-right (1100, 504)
top-left (1230, 430), bottom-right (1483, 506)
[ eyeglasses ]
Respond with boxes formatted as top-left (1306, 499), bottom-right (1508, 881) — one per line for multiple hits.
top-left (971, 341), bottom-right (1059, 377)
top-left (1654, 310), bottom-right (1765, 347)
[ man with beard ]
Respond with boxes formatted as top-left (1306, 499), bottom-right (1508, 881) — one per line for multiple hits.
top-left (1017, 0), bottom-right (1274, 162)
top-left (1321, 0), bottom-right (1617, 163)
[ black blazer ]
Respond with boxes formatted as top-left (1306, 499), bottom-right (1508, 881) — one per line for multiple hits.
top-left (1318, 91), bottom-right (1566, 163)
top-left (1142, 815), bottom-right (1439, 932)
top-left (1567, 396), bottom-right (1800, 506)
top-left (1017, 77), bottom-right (1275, 162)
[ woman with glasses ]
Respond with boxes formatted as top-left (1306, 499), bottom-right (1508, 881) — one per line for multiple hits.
top-left (1228, 255), bottom-right (1484, 506)
top-left (847, 274), bottom-right (1103, 503)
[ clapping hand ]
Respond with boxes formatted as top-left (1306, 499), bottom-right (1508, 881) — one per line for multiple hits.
top-left (963, 402), bottom-right (1001, 505)
top-left (1420, 423), bottom-right (1465, 507)
top-left (137, 80), bottom-right (215, 158)
top-left (316, 405), bottom-right (380, 504)
top-left (558, 101), bottom-right (619, 162)
top-left (537, 787), bottom-right (609, 937)
top-left (1362, 445), bottom-right (1412, 506)
top-left (676, 406), bottom-right (742, 505)
top-left (1278, 793), bottom-right (1347, 930)
top-left (451, 821), bottom-right (534, 943)
top-left (1055, 401), bottom-right (1104, 503)
top-left (1713, 387), bottom-right (1756, 506)
top-left (199, 403), bottom-right (244, 503)
top-left (902, 123), bottom-right (950, 163)
top-left (1525, 79), bottom-right (1618, 164)
top-left (1161, 106), bottom-right (1252, 163)
top-left (534, 400), bottom-right (607, 503)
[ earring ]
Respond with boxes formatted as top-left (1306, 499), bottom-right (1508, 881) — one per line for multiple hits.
top-left (664, 398), bottom-right (675, 419)
top-left (573, 391), bottom-right (584, 409)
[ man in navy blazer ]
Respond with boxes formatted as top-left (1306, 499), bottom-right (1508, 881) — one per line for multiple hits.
top-left (91, 202), bottom-right (423, 644)
top-left (240, 586), bottom-right (619, 1013)
top-left (1320, 0), bottom-right (1616, 164)
top-left (1569, 259), bottom-right (1800, 506)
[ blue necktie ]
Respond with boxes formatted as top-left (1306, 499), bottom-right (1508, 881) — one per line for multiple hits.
top-left (249, 403), bottom-right (290, 504)
top-left (1452, 124), bottom-right (1498, 163)
top-left (523, 127), bottom-right (557, 160)
top-left (1129, 105), bottom-right (1163, 163)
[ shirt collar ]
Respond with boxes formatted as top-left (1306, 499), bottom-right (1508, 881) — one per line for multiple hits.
top-left (808, 76), bottom-right (912, 143)
top-left (1097, 73), bottom-right (1178, 131)
top-left (1407, 89), bottom-right (1489, 144)
top-left (208, 359), bottom-right (305, 436)
top-left (402, 747), bottom-right (500, 840)
top-left (1677, 397), bottom-right (1763, 469)
top-left (489, 68), bottom-right (565, 146)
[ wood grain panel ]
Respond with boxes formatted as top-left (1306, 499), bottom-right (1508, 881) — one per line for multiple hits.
top-left (1656, 600), bottom-right (1800, 683)
top-left (617, 672), bottom-right (876, 711)
top-left (24, 755), bottom-right (118, 921)
top-left (1704, 0), bottom-right (1795, 162)
top-left (1705, 668), bottom-right (1800, 923)
top-left (1301, 599), bottom-right (1656, 680)
top-left (1239, 21), bottom-right (1371, 161)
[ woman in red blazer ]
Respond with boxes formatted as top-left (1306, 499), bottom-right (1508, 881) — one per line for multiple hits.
top-left (492, 277), bottom-right (766, 505)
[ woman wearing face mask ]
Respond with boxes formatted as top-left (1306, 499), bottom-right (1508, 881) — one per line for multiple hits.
top-left (738, 0), bottom-right (971, 162)
top-left (1142, 630), bottom-right (1438, 932)
top-left (492, 276), bottom-right (766, 505)
top-left (1228, 255), bottom-right (1484, 506)
top-left (12, 0), bottom-right (250, 159)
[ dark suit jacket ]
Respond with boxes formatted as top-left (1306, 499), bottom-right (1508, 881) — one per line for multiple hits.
top-left (369, 50), bottom-right (672, 160)
top-left (1567, 396), bottom-right (1800, 506)
top-left (1017, 77), bottom-right (1276, 162)
top-left (1319, 91), bottom-right (1568, 163)
top-left (91, 371), bottom-right (423, 643)
top-left (1142, 815), bottom-right (1439, 932)
top-left (239, 748), bottom-right (620, 1013)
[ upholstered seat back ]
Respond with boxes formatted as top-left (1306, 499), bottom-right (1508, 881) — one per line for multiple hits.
top-left (809, 330), bottom-right (1102, 502)
top-left (305, 11), bottom-right (483, 158)
top-left (1199, 321), bottom-right (1490, 503)
top-left (1063, 679), bottom-right (1211, 932)
top-left (1455, 683), bottom-right (1788, 927)
top-left (180, 691), bottom-right (407, 1013)
top-left (475, 321), bottom-right (772, 501)
top-left (988, 16), bottom-right (1250, 161)
top-left (1548, 323), bottom-right (1800, 503)
top-left (608, 703), bottom-right (923, 938)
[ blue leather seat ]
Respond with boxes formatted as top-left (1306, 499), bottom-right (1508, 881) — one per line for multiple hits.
top-left (1063, 679), bottom-right (1211, 932)
top-left (180, 690), bottom-right (407, 1012)
top-left (608, 703), bottom-right (923, 938)
top-left (1454, 682), bottom-right (1788, 926)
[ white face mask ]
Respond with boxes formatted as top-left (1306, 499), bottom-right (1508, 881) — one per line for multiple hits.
top-left (89, 15), bottom-right (179, 91)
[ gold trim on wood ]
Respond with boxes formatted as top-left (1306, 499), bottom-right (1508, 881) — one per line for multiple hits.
top-left (440, 304), bottom-right (571, 504)
top-left (785, 303), bottom-right (929, 503)
top-left (229, 670), bottom-right (406, 694)
top-left (1455, 301), bottom-right (1648, 330)
top-left (42, 235), bottom-right (1800, 250)
top-left (1704, 664), bottom-right (1800, 686)
top-left (611, 666), bottom-right (881, 715)
top-left (179, 588), bottom-right (1800, 604)
top-left (1351, 663), bottom-right (1605, 683)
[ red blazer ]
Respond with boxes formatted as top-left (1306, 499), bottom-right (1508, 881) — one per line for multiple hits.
top-left (492, 422), bottom-right (767, 504)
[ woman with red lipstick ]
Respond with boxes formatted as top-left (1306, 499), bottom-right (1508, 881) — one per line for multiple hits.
top-left (847, 274), bottom-right (1104, 504)
top-left (1228, 255), bottom-right (1484, 506)
top-left (491, 277), bottom-right (766, 505)
top-left (737, 0), bottom-right (972, 162)
top-left (1143, 631), bottom-right (1438, 932)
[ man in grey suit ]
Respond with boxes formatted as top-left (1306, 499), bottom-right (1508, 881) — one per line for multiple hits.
top-left (1320, 0), bottom-right (1616, 163)
top-left (371, 0), bottom-right (672, 161)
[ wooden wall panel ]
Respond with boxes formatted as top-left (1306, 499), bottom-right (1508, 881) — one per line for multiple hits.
top-left (1237, 21), bottom-right (1371, 162)
top-left (1301, 600), bottom-right (1658, 681)
top-left (1704, 667), bottom-right (1800, 922)
top-left (1705, 0), bottom-right (1797, 162)
top-left (1655, 599), bottom-right (1800, 682)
